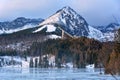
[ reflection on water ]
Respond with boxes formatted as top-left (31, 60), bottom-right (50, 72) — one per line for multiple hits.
top-left (0, 68), bottom-right (120, 80)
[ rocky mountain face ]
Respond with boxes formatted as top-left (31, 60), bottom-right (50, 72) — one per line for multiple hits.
top-left (35, 6), bottom-right (106, 40)
top-left (0, 17), bottom-right (43, 34)
top-left (58, 6), bottom-right (89, 37)
top-left (39, 6), bottom-right (89, 37)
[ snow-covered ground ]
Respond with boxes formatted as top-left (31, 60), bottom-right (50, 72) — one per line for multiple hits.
top-left (0, 56), bottom-right (29, 68)
top-left (0, 55), bottom-right (74, 69)
top-left (86, 64), bottom-right (95, 69)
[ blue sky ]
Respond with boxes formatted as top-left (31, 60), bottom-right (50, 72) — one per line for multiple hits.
top-left (0, 0), bottom-right (120, 26)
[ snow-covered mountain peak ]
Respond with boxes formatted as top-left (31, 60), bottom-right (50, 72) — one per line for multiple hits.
top-left (39, 6), bottom-right (89, 37)
top-left (0, 7), bottom-right (119, 42)
top-left (61, 6), bottom-right (71, 10)
top-left (59, 6), bottom-right (76, 14)
top-left (37, 6), bottom-right (109, 41)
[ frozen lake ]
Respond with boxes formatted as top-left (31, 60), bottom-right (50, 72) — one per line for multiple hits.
top-left (0, 68), bottom-right (120, 80)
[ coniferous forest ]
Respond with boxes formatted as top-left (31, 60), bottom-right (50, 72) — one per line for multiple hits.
top-left (0, 29), bottom-right (120, 75)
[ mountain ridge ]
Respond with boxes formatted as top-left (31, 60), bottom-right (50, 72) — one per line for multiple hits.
top-left (0, 6), bottom-right (120, 41)
top-left (35, 6), bottom-right (105, 40)
top-left (0, 17), bottom-right (44, 34)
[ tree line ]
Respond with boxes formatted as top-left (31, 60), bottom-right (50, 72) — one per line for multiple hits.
top-left (27, 37), bottom-right (113, 68)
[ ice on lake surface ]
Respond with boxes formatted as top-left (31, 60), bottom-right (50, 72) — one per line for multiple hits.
top-left (0, 68), bottom-right (120, 80)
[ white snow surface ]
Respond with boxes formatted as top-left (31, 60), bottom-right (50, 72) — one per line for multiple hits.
top-left (66, 62), bottom-right (73, 68)
top-left (46, 25), bottom-right (56, 32)
top-left (33, 25), bottom-right (46, 33)
top-left (88, 26), bottom-right (104, 40)
top-left (33, 25), bottom-right (56, 33)
top-left (86, 64), bottom-right (95, 69)
top-left (48, 35), bottom-right (61, 39)
top-left (0, 56), bottom-right (29, 68)
top-left (22, 61), bottom-right (29, 68)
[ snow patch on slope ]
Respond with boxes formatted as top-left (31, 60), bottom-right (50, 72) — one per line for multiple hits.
top-left (33, 25), bottom-right (56, 33)
top-left (33, 26), bottom-right (46, 33)
top-left (88, 26), bottom-right (104, 40)
top-left (48, 35), bottom-right (61, 39)
top-left (0, 24), bottom-right (37, 34)
top-left (46, 25), bottom-right (56, 32)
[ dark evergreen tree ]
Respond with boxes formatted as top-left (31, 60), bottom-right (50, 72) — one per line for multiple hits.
top-left (38, 56), bottom-right (42, 68)
top-left (35, 58), bottom-right (38, 68)
top-left (29, 58), bottom-right (34, 68)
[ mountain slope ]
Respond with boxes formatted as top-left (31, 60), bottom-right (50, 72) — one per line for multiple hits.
top-left (34, 6), bottom-right (104, 40)
top-left (0, 6), bottom-right (119, 45)
top-left (0, 6), bottom-right (118, 53)
top-left (88, 26), bottom-right (104, 40)
top-left (0, 17), bottom-right (43, 34)
top-left (94, 23), bottom-right (120, 41)
top-left (39, 6), bottom-right (89, 37)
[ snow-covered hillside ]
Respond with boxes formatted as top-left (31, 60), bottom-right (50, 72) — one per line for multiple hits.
top-left (34, 6), bottom-right (108, 41)
top-left (33, 24), bottom-right (57, 33)
top-left (88, 26), bottom-right (104, 40)
top-left (0, 17), bottom-right (43, 34)
top-left (0, 7), bottom-right (119, 41)
top-left (0, 24), bottom-right (37, 34)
